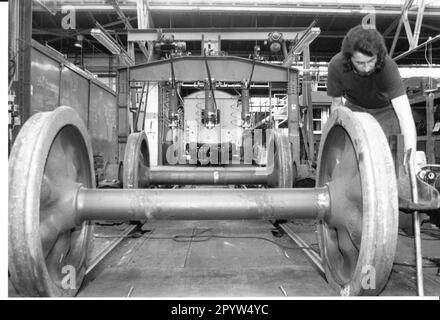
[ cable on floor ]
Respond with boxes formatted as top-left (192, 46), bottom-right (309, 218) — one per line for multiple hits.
top-left (93, 227), bottom-right (321, 254)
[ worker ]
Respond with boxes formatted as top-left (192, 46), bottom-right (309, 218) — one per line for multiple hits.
top-left (327, 24), bottom-right (417, 158)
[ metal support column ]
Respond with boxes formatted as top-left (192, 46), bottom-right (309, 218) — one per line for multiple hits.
top-left (287, 69), bottom-right (300, 166)
top-left (117, 68), bottom-right (130, 159)
top-left (426, 93), bottom-right (435, 163)
top-left (302, 45), bottom-right (315, 163)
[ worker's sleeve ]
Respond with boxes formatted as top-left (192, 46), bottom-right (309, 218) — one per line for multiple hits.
top-left (383, 58), bottom-right (406, 100)
top-left (327, 59), bottom-right (343, 97)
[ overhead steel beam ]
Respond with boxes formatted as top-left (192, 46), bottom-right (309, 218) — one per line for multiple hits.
top-left (135, 0), bottom-right (154, 62)
top-left (36, 3), bottom-right (440, 16)
top-left (390, 0), bottom-right (411, 57)
top-left (422, 23), bottom-right (440, 33)
top-left (383, 16), bottom-right (402, 37)
top-left (137, 0), bottom-right (154, 28)
top-left (390, 0), bottom-right (428, 57)
top-left (107, 0), bottom-right (151, 61)
top-left (32, 28), bottom-right (432, 42)
top-left (402, 0), bottom-right (426, 50)
top-left (125, 56), bottom-right (296, 82)
top-left (33, 0), bottom-right (56, 15)
top-left (128, 27), bottom-right (316, 42)
top-left (144, 4), bottom-right (440, 17)
top-left (393, 34), bottom-right (440, 62)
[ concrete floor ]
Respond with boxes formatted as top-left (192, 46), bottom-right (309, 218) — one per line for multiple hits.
top-left (9, 219), bottom-right (440, 297)
top-left (79, 220), bottom-right (334, 297)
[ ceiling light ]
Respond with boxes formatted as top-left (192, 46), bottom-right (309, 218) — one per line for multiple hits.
top-left (74, 34), bottom-right (84, 48)
top-left (91, 28), bottom-right (121, 54)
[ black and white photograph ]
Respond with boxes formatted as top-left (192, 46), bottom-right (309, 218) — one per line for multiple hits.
top-left (4, 0), bottom-right (440, 303)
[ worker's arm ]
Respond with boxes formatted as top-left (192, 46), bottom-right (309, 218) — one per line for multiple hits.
top-left (391, 94), bottom-right (417, 153)
top-left (330, 97), bottom-right (344, 111)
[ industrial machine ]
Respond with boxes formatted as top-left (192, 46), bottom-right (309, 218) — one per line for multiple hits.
top-left (8, 24), bottom-right (440, 298)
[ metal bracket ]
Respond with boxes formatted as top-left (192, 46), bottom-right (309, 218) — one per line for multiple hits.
top-left (398, 148), bottom-right (440, 212)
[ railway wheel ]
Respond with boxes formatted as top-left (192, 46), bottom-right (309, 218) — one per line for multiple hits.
top-left (123, 131), bottom-right (150, 188)
top-left (9, 106), bottom-right (95, 296)
top-left (316, 107), bottom-right (398, 296)
top-left (267, 132), bottom-right (296, 188)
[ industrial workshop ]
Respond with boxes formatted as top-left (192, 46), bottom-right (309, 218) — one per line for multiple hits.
top-left (7, 0), bottom-right (440, 298)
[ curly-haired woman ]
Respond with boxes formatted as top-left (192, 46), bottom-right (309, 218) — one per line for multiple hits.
top-left (327, 24), bottom-right (417, 154)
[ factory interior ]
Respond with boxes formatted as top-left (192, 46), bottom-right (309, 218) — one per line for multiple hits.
top-left (6, 0), bottom-right (440, 299)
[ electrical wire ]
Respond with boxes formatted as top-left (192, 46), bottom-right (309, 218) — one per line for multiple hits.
top-left (94, 228), bottom-right (440, 269)
top-left (425, 39), bottom-right (432, 68)
top-left (93, 227), bottom-right (321, 254)
top-left (424, 39), bottom-right (434, 91)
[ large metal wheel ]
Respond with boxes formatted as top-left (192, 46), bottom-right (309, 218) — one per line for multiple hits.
top-left (123, 131), bottom-right (150, 188)
top-left (316, 107), bottom-right (398, 296)
top-left (267, 132), bottom-right (296, 188)
top-left (9, 106), bottom-right (95, 296)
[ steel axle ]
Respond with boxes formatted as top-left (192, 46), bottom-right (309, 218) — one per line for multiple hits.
top-left (75, 186), bottom-right (330, 223)
top-left (144, 166), bottom-right (269, 186)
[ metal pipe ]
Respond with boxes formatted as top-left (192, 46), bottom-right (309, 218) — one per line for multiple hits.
top-left (147, 167), bottom-right (269, 185)
top-left (412, 0), bottom-right (426, 47)
top-left (408, 148), bottom-right (424, 296)
top-left (413, 211), bottom-right (425, 296)
top-left (76, 187), bottom-right (330, 222)
top-left (278, 222), bottom-right (325, 278)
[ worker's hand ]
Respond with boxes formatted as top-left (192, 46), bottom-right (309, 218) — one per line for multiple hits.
top-left (415, 150), bottom-right (427, 173)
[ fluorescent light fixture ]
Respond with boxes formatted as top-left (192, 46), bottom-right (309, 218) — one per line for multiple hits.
top-left (90, 28), bottom-right (121, 54)
top-left (74, 34), bottom-right (84, 48)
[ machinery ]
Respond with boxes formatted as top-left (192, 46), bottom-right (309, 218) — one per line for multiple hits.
top-left (8, 25), bottom-right (440, 298)
top-left (8, 105), bottom-right (396, 296)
